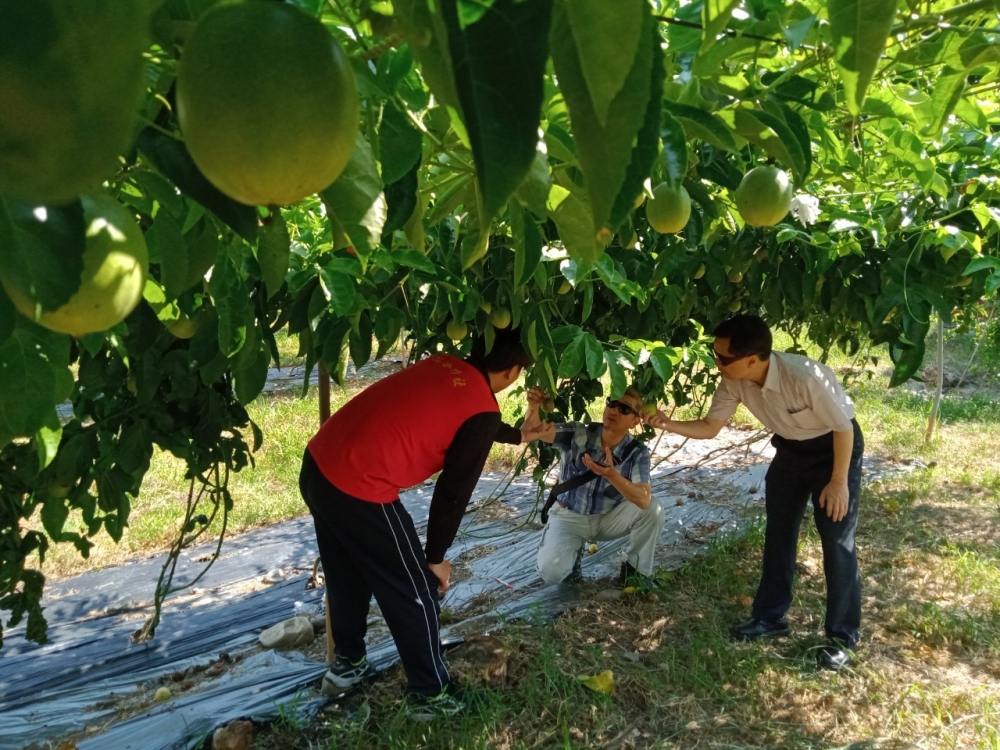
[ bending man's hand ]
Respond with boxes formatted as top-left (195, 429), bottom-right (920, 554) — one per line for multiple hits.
top-left (818, 480), bottom-right (849, 522)
top-left (646, 408), bottom-right (670, 430)
top-left (526, 387), bottom-right (546, 409)
top-left (520, 421), bottom-right (553, 443)
top-left (427, 559), bottom-right (452, 592)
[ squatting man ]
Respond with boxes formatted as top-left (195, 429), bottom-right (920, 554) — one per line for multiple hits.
top-left (523, 386), bottom-right (665, 586)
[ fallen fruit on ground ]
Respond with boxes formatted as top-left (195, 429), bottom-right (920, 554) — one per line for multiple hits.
top-left (0, 0), bottom-right (148, 203)
top-left (646, 183), bottom-right (691, 234)
top-left (446, 319), bottom-right (468, 341)
top-left (734, 166), bottom-right (793, 227)
top-left (1, 195), bottom-right (148, 336)
top-left (154, 687), bottom-right (171, 702)
top-left (176, 1), bottom-right (358, 206)
top-left (588, 543), bottom-right (599, 554)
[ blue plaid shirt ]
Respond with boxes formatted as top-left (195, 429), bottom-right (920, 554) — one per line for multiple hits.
top-left (551, 422), bottom-right (651, 515)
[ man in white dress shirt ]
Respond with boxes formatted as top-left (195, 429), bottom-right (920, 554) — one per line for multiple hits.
top-left (647, 315), bottom-right (863, 670)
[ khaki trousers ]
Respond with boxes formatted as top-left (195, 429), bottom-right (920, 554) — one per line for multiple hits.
top-left (537, 498), bottom-right (664, 583)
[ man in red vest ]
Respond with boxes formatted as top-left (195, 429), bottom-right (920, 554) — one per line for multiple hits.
top-left (299, 328), bottom-right (534, 718)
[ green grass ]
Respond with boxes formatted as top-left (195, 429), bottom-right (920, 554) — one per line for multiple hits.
top-left (251, 325), bottom-right (1000, 750)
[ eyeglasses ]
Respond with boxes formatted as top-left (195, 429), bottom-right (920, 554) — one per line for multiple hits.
top-left (605, 398), bottom-right (638, 417)
top-left (713, 349), bottom-right (754, 366)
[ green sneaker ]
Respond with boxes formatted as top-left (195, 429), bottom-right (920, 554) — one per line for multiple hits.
top-left (406, 685), bottom-right (482, 721)
top-left (321, 654), bottom-right (374, 695)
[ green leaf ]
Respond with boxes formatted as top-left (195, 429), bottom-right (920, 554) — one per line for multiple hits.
top-left (608, 35), bottom-right (666, 231)
top-left (511, 203), bottom-right (544, 288)
top-left (35, 420), bottom-right (62, 471)
top-left (394, 0), bottom-right (460, 108)
top-left (515, 148), bottom-right (552, 217)
top-left (41, 495), bottom-right (69, 542)
top-left (320, 134), bottom-right (387, 257)
top-left (733, 108), bottom-right (807, 185)
top-left (701, 0), bottom-right (741, 53)
top-left (208, 251), bottom-right (248, 358)
top-left (778, 104), bottom-right (813, 182)
top-left (604, 350), bottom-right (627, 399)
top-left (442, 0), bottom-right (552, 218)
top-left (234, 345), bottom-right (270, 405)
top-left (321, 269), bottom-right (357, 317)
top-left (563, 0), bottom-right (646, 126)
top-left (596, 255), bottom-right (644, 304)
top-left (922, 39), bottom-right (1000, 136)
top-left (584, 333), bottom-right (606, 378)
top-left (649, 347), bottom-right (674, 381)
top-left (379, 102), bottom-right (423, 185)
top-left (827, 0), bottom-right (898, 117)
top-left (0, 281), bottom-right (15, 349)
top-left (0, 198), bottom-right (85, 312)
top-left (151, 212), bottom-right (206, 302)
top-left (663, 102), bottom-right (739, 153)
top-left (547, 185), bottom-right (604, 266)
top-left (558, 331), bottom-right (586, 379)
top-left (963, 256), bottom-right (1000, 274)
top-left (0, 320), bottom-right (71, 449)
top-left (383, 159), bottom-right (421, 240)
top-left (460, 181), bottom-right (491, 269)
top-left (137, 127), bottom-right (258, 242)
top-left (349, 311), bottom-right (374, 369)
top-left (257, 211), bottom-right (290, 299)
top-left (394, 249), bottom-right (437, 274)
top-left (660, 110), bottom-right (688, 189)
top-left (551, 0), bottom-right (654, 234)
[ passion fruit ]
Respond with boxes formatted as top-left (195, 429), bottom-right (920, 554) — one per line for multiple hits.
top-left (176, 2), bottom-right (358, 205)
top-left (734, 166), bottom-right (793, 227)
top-left (0, 0), bottom-right (148, 203)
top-left (1, 195), bottom-right (148, 336)
top-left (646, 182), bottom-right (691, 234)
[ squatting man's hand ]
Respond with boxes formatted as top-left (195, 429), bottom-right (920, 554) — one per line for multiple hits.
top-left (427, 559), bottom-right (451, 592)
top-left (581, 446), bottom-right (617, 477)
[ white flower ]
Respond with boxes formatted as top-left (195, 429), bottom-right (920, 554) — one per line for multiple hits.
top-left (789, 194), bottom-right (820, 226)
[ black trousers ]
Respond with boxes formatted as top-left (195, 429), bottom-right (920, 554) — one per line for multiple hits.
top-left (299, 450), bottom-right (450, 695)
top-left (752, 420), bottom-right (864, 647)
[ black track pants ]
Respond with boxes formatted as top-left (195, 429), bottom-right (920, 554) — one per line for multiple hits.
top-left (299, 449), bottom-right (450, 695)
top-left (751, 420), bottom-right (864, 647)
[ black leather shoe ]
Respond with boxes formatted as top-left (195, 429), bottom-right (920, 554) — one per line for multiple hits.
top-left (730, 617), bottom-right (791, 641)
top-left (816, 641), bottom-right (854, 671)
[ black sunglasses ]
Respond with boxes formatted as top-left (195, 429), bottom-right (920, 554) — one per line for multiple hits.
top-left (713, 349), bottom-right (755, 366)
top-left (605, 398), bottom-right (638, 417)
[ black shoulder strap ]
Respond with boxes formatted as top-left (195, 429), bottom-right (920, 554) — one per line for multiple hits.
top-left (540, 439), bottom-right (644, 523)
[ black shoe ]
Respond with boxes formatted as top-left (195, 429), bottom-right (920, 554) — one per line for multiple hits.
top-left (730, 617), bottom-right (791, 641)
top-left (565, 547), bottom-right (585, 582)
top-left (816, 641), bottom-right (854, 671)
top-left (619, 561), bottom-right (654, 590)
top-left (321, 654), bottom-right (375, 695)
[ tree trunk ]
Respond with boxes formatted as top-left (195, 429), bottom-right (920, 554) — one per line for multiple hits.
top-left (925, 316), bottom-right (945, 442)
